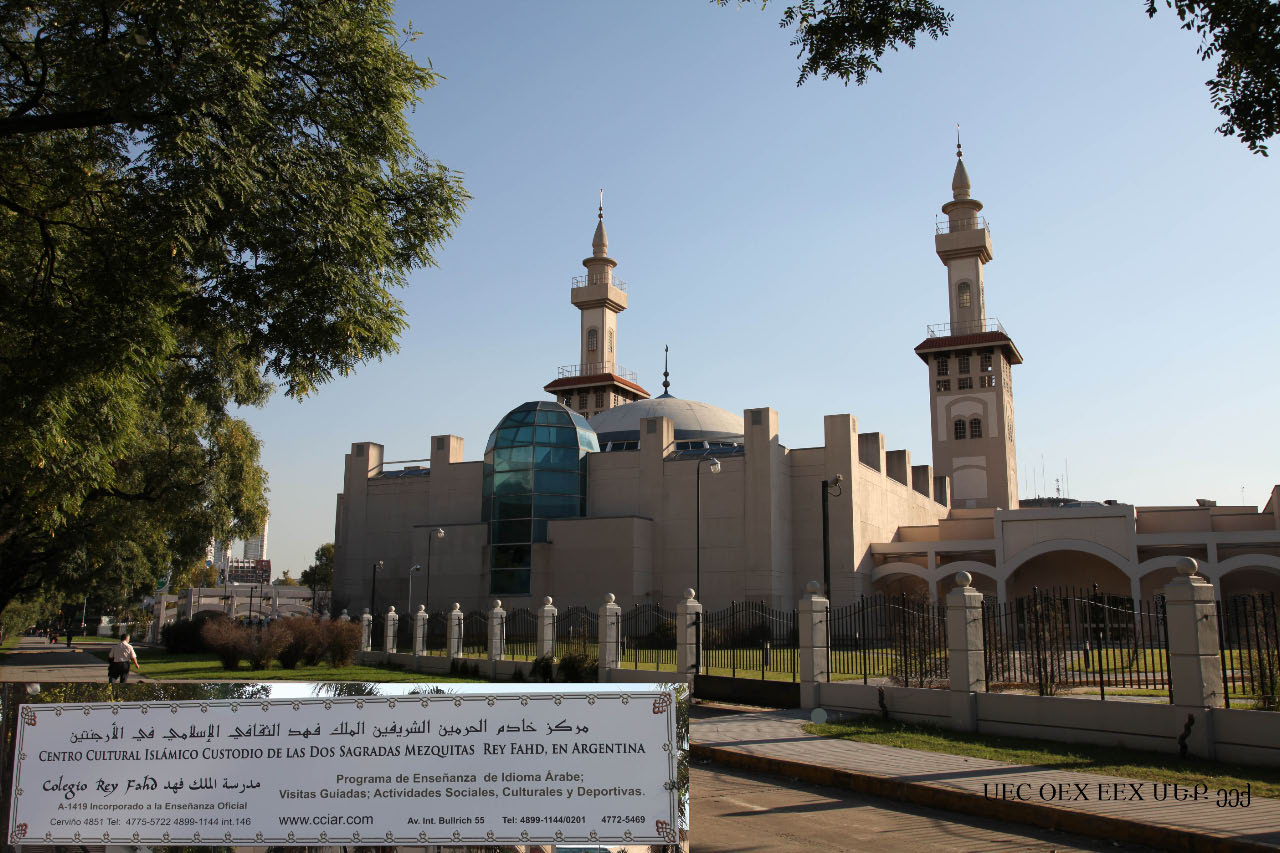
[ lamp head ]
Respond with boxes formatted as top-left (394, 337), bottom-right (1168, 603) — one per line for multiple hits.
top-left (433, 528), bottom-right (445, 540)
top-left (832, 473), bottom-right (844, 486)
top-left (709, 458), bottom-right (721, 474)
top-left (410, 564), bottom-right (422, 573)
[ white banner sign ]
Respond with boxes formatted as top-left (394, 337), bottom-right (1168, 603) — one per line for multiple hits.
top-left (9, 688), bottom-right (680, 847)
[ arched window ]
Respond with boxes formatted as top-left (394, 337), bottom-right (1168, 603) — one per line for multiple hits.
top-left (607, 329), bottom-right (614, 354)
top-left (953, 419), bottom-right (966, 440)
top-left (969, 418), bottom-right (983, 439)
top-left (586, 328), bottom-right (598, 352)
top-left (957, 281), bottom-right (971, 309)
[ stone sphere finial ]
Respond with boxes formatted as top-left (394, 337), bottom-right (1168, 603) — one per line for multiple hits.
top-left (1174, 556), bottom-right (1199, 577)
top-left (417, 604), bottom-right (425, 613)
top-left (387, 605), bottom-right (396, 613)
top-left (684, 588), bottom-right (697, 601)
top-left (543, 596), bottom-right (553, 606)
top-left (493, 599), bottom-right (502, 609)
top-left (362, 607), bottom-right (370, 616)
top-left (955, 571), bottom-right (973, 588)
top-left (452, 602), bottom-right (460, 611)
top-left (805, 580), bottom-right (822, 595)
top-left (605, 593), bottom-right (616, 604)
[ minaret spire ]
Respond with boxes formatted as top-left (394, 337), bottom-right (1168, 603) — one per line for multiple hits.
top-left (592, 188), bottom-right (608, 258)
top-left (660, 345), bottom-right (671, 397)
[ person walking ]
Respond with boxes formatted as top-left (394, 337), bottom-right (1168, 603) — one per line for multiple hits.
top-left (107, 633), bottom-right (141, 683)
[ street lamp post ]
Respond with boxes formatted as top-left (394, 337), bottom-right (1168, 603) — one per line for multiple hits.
top-left (821, 474), bottom-right (844, 599)
top-left (695, 458), bottom-right (721, 600)
top-left (425, 528), bottom-right (445, 610)
top-left (369, 560), bottom-right (383, 615)
top-left (407, 563), bottom-right (422, 616)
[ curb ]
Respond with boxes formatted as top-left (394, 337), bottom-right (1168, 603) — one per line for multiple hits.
top-left (690, 743), bottom-right (1276, 853)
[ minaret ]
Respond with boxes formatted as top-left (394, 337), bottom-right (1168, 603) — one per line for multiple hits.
top-left (543, 199), bottom-right (650, 417)
top-left (914, 141), bottom-right (1022, 510)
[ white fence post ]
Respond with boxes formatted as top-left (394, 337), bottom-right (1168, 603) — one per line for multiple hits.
top-left (413, 605), bottom-right (427, 655)
top-left (798, 581), bottom-right (830, 709)
top-left (447, 604), bottom-right (464, 659)
top-left (383, 606), bottom-right (398, 655)
top-left (598, 594), bottom-right (621, 671)
top-left (488, 600), bottom-right (506, 661)
top-left (537, 597), bottom-right (558, 659)
top-left (360, 609), bottom-right (372, 652)
top-left (676, 590), bottom-right (702, 679)
top-left (946, 571), bottom-right (985, 731)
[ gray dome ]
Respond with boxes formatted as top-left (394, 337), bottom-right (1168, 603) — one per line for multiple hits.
top-left (588, 397), bottom-right (744, 443)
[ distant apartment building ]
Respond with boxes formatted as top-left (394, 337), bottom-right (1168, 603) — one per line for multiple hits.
top-left (226, 558), bottom-right (271, 586)
top-left (243, 520), bottom-right (269, 561)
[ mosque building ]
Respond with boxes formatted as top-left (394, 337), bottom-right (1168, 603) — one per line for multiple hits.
top-left (331, 151), bottom-right (1280, 617)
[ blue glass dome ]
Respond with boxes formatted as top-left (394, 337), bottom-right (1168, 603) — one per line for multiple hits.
top-left (482, 401), bottom-right (599, 595)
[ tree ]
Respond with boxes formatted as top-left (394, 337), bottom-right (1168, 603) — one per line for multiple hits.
top-left (718, 0), bottom-right (1280, 154)
top-left (274, 570), bottom-right (300, 586)
top-left (300, 542), bottom-right (334, 597)
top-left (0, 2), bottom-right (467, 614)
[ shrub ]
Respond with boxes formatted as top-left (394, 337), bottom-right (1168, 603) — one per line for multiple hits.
top-left (323, 619), bottom-right (362, 668)
top-left (162, 610), bottom-right (229, 653)
top-left (529, 654), bottom-right (556, 682)
top-left (243, 621), bottom-right (289, 670)
top-left (278, 618), bottom-right (325, 669)
top-left (557, 652), bottom-right (598, 682)
top-left (200, 620), bottom-right (246, 670)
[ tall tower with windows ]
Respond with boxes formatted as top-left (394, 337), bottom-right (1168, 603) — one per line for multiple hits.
top-left (914, 144), bottom-right (1022, 509)
top-left (543, 203), bottom-right (650, 417)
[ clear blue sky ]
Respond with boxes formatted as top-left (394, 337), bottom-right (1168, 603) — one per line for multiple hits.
top-left (242, 1), bottom-right (1280, 578)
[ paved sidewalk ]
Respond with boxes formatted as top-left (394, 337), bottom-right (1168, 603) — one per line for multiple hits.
top-left (0, 637), bottom-right (151, 683)
top-left (691, 709), bottom-right (1280, 852)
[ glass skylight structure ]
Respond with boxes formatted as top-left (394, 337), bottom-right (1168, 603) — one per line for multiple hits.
top-left (482, 401), bottom-right (598, 595)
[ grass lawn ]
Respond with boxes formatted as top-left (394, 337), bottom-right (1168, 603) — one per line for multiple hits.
top-left (804, 715), bottom-right (1280, 799)
top-left (88, 648), bottom-right (485, 683)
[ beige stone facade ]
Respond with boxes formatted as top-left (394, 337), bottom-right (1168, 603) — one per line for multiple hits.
top-left (332, 153), bottom-right (1279, 616)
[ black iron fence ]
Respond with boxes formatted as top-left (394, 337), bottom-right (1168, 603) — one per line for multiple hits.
top-left (699, 601), bottom-right (797, 680)
top-left (981, 586), bottom-right (1170, 699)
top-left (828, 594), bottom-right (948, 687)
top-left (555, 606), bottom-right (599, 659)
top-left (1218, 592), bottom-right (1279, 710)
top-left (461, 610), bottom-right (488, 658)
top-left (612, 603), bottom-right (678, 671)
top-left (423, 609), bottom-right (449, 656)
top-left (502, 607), bottom-right (540, 660)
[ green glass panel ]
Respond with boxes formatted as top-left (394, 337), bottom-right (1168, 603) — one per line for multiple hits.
top-left (493, 496), bottom-right (532, 520)
top-left (534, 494), bottom-right (580, 518)
top-left (492, 470), bottom-right (532, 496)
top-left (534, 425), bottom-right (577, 446)
top-left (489, 568), bottom-right (531, 596)
top-left (533, 444), bottom-right (580, 470)
top-left (493, 446), bottom-right (533, 472)
top-left (491, 545), bottom-right (532, 570)
top-left (536, 408), bottom-right (573, 425)
top-left (578, 429), bottom-right (600, 452)
top-left (534, 469), bottom-right (579, 494)
top-left (491, 519), bottom-right (531, 544)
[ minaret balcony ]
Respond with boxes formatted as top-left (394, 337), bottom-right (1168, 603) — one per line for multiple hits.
top-left (927, 319), bottom-right (1006, 338)
top-left (572, 274), bottom-right (627, 292)
top-left (935, 216), bottom-right (989, 235)
top-left (557, 362), bottom-right (639, 383)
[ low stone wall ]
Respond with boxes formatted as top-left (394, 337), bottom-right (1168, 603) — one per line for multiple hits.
top-left (602, 668), bottom-right (692, 686)
top-left (815, 681), bottom-right (1280, 767)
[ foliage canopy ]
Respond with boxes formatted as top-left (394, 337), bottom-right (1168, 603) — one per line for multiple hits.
top-left (720, 0), bottom-right (1280, 154)
top-left (0, 1), bottom-right (467, 614)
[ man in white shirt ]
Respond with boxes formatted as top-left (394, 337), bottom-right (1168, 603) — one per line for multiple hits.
top-left (107, 633), bottom-right (141, 683)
